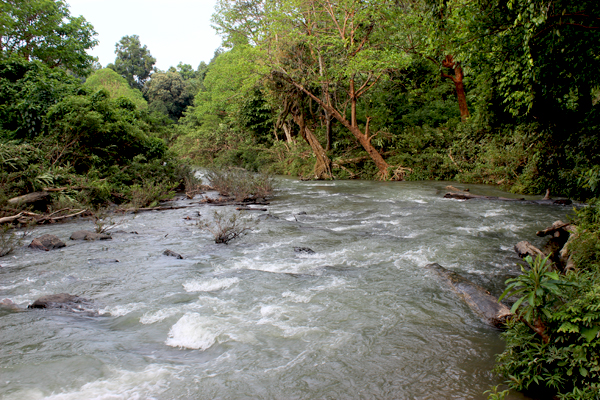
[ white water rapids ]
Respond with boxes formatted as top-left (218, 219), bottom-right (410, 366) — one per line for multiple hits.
top-left (0, 179), bottom-right (570, 399)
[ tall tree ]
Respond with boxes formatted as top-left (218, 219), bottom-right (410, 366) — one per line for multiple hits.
top-left (214, 0), bottom-right (410, 179)
top-left (0, 0), bottom-right (97, 75)
top-left (108, 35), bottom-right (156, 91)
top-left (144, 71), bottom-right (194, 121)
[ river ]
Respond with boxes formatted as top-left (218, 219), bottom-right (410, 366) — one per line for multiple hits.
top-left (0, 179), bottom-right (571, 399)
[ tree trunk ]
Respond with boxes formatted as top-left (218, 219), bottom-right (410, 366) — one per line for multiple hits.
top-left (291, 112), bottom-right (332, 179)
top-left (442, 55), bottom-right (470, 122)
top-left (285, 76), bottom-right (390, 179)
top-left (325, 111), bottom-right (333, 151)
top-left (282, 122), bottom-right (294, 144)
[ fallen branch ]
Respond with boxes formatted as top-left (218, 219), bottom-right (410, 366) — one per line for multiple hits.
top-left (0, 212), bottom-right (24, 224)
top-left (444, 192), bottom-right (573, 205)
top-left (116, 205), bottom-right (198, 213)
top-left (38, 209), bottom-right (89, 223)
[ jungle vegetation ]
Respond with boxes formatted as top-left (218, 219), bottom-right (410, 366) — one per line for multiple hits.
top-left (1, 0), bottom-right (600, 398)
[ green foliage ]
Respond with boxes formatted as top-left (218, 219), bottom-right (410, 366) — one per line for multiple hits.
top-left (499, 255), bottom-right (569, 323)
top-left (494, 202), bottom-right (600, 398)
top-left (0, 56), bottom-right (193, 210)
top-left (84, 68), bottom-right (148, 110)
top-left (0, 56), bottom-right (82, 139)
top-left (0, 0), bottom-right (98, 75)
top-left (144, 71), bottom-right (194, 121)
top-left (108, 35), bottom-right (156, 91)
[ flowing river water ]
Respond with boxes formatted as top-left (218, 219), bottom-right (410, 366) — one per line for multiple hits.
top-left (0, 179), bottom-right (571, 399)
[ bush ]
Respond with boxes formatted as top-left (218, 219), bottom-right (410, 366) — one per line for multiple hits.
top-left (206, 168), bottom-right (274, 202)
top-left (198, 210), bottom-right (255, 244)
top-left (492, 201), bottom-right (600, 399)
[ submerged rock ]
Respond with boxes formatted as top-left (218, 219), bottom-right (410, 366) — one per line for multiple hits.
top-left (1, 298), bottom-right (23, 312)
top-left (163, 249), bottom-right (184, 259)
top-left (29, 234), bottom-right (66, 251)
top-left (28, 293), bottom-right (93, 313)
top-left (70, 230), bottom-right (112, 241)
top-left (294, 247), bottom-right (315, 254)
top-left (426, 263), bottom-right (511, 328)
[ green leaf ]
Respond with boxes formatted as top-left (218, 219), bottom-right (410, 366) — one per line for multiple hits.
top-left (581, 326), bottom-right (600, 343)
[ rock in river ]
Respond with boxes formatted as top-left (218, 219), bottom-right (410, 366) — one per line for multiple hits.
top-left (70, 230), bottom-right (112, 241)
top-left (163, 249), bottom-right (184, 259)
top-left (29, 234), bottom-right (66, 251)
top-left (28, 293), bottom-right (93, 313)
top-left (294, 247), bottom-right (315, 254)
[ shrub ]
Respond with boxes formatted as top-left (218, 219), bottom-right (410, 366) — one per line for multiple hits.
top-left (198, 210), bottom-right (255, 244)
top-left (492, 201), bottom-right (600, 399)
top-left (206, 168), bottom-right (274, 202)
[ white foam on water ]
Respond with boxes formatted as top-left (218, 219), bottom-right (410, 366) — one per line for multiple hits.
top-left (484, 209), bottom-right (508, 217)
top-left (4, 365), bottom-right (173, 400)
top-left (166, 313), bottom-right (225, 350)
top-left (309, 276), bottom-right (348, 293)
top-left (98, 302), bottom-right (145, 317)
top-left (140, 307), bottom-right (180, 324)
top-left (0, 277), bottom-right (36, 291)
top-left (457, 223), bottom-right (521, 236)
top-left (183, 277), bottom-right (239, 292)
top-left (394, 248), bottom-right (434, 266)
top-left (282, 290), bottom-right (312, 303)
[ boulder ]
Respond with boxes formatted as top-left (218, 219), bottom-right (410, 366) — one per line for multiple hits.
top-left (70, 230), bottom-right (112, 241)
top-left (29, 234), bottom-right (66, 251)
top-left (294, 247), bottom-right (315, 254)
top-left (0, 298), bottom-right (23, 312)
top-left (426, 263), bottom-right (511, 328)
top-left (163, 249), bottom-right (184, 259)
top-left (28, 293), bottom-right (92, 312)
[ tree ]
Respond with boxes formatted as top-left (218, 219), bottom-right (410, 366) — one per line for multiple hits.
top-left (84, 68), bottom-right (148, 111)
top-left (144, 71), bottom-right (194, 121)
top-left (0, 0), bottom-right (97, 75)
top-left (108, 35), bottom-right (156, 91)
top-left (213, 0), bottom-right (415, 179)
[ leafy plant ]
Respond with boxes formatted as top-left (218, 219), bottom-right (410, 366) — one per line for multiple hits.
top-left (499, 255), bottom-right (569, 329)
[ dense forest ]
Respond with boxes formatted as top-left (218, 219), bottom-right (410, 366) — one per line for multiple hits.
top-left (1, 0), bottom-right (600, 399)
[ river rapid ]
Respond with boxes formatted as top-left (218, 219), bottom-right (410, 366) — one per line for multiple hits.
top-left (0, 179), bottom-right (571, 399)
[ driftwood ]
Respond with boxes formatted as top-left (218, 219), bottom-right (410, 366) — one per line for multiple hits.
top-left (7, 191), bottom-right (50, 206)
top-left (514, 241), bottom-right (547, 260)
top-left (536, 220), bottom-right (574, 237)
top-left (1, 209), bottom-right (89, 225)
top-left (444, 192), bottom-right (572, 205)
top-left (202, 197), bottom-right (270, 206)
top-left (116, 205), bottom-right (196, 213)
top-left (514, 220), bottom-right (575, 272)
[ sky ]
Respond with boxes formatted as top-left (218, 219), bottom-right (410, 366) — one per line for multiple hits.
top-left (67, 0), bottom-right (223, 71)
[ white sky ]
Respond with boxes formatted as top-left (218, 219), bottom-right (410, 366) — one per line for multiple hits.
top-left (67, 0), bottom-right (223, 71)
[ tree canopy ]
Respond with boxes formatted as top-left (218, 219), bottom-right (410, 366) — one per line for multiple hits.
top-left (84, 68), bottom-right (148, 111)
top-left (0, 0), bottom-right (98, 75)
top-left (108, 35), bottom-right (156, 91)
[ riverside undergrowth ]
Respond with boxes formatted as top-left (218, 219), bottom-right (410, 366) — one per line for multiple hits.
top-left (492, 200), bottom-right (600, 399)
